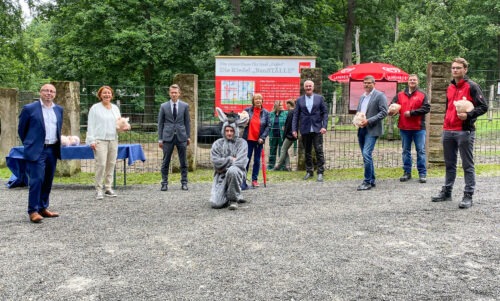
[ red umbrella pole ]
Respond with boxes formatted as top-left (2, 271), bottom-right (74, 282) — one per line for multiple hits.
top-left (261, 147), bottom-right (267, 187)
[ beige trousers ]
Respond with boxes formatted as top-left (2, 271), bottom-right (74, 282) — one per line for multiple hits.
top-left (93, 139), bottom-right (118, 192)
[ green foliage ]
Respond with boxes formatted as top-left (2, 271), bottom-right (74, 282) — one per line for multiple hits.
top-left (1, 0), bottom-right (498, 92)
top-left (381, 0), bottom-right (499, 81)
top-left (0, 0), bottom-right (38, 89)
top-left (236, 0), bottom-right (319, 56)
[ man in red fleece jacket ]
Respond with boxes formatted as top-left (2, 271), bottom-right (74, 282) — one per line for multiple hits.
top-left (431, 58), bottom-right (488, 209)
top-left (391, 74), bottom-right (430, 183)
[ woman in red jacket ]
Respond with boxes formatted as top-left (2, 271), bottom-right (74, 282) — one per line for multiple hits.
top-left (241, 93), bottom-right (270, 189)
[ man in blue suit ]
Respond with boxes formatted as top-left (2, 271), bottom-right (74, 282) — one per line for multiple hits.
top-left (356, 76), bottom-right (388, 191)
top-left (158, 84), bottom-right (191, 191)
top-left (18, 84), bottom-right (63, 223)
top-left (292, 80), bottom-right (328, 182)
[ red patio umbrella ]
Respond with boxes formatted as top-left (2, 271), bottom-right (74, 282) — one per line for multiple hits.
top-left (328, 62), bottom-right (409, 83)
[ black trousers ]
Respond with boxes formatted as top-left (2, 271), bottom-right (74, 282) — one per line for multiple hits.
top-left (161, 135), bottom-right (188, 184)
top-left (301, 132), bottom-right (325, 174)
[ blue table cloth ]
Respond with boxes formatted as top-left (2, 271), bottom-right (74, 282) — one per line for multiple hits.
top-left (6, 144), bottom-right (146, 188)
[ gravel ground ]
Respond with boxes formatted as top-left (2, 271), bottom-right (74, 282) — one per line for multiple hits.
top-left (0, 176), bottom-right (499, 301)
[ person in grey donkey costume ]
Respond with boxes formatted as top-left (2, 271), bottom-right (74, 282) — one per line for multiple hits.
top-left (210, 108), bottom-right (249, 210)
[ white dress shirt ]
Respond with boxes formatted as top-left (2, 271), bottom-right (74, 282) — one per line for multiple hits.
top-left (41, 100), bottom-right (58, 144)
top-left (360, 89), bottom-right (375, 114)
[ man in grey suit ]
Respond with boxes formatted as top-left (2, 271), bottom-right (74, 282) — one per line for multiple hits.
top-left (158, 84), bottom-right (191, 191)
top-left (292, 80), bottom-right (328, 182)
top-left (356, 75), bottom-right (388, 191)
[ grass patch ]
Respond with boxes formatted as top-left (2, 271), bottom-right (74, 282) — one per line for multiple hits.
top-left (117, 131), bottom-right (158, 143)
top-left (2, 164), bottom-right (499, 185)
top-left (0, 168), bottom-right (12, 180)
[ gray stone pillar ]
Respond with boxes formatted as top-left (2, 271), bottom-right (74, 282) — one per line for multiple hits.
top-left (52, 81), bottom-right (81, 176)
top-left (173, 74), bottom-right (198, 171)
top-left (427, 62), bottom-right (451, 166)
top-left (297, 68), bottom-right (323, 171)
top-left (0, 88), bottom-right (19, 167)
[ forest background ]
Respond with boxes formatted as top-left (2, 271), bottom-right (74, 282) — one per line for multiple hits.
top-left (1, 0), bottom-right (499, 100)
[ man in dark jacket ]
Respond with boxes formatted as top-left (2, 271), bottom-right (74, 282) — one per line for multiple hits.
top-left (431, 58), bottom-right (488, 209)
top-left (158, 84), bottom-right (191, 192)
top-left (292, 80), bottom-right (328, 182)
top-left (391, 74), bottom-right (430, 183)
top-left (18, 84), bottom-right (63, 223)
top-left (274, 99), bottom-right (296, 171)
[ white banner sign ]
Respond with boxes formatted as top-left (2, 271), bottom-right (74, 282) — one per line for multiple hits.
top-left (216, 57), bottom-right (316, 77)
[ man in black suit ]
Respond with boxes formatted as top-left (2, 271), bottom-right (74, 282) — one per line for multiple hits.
top-left (18, 84), bottom-right (63, 223)
top-left (158, 84), bottom-right (191, 191)
top-left (292, 80), bottom-right (328, 182)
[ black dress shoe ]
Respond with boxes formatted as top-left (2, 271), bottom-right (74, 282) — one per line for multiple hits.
top-left (161, 184), bottom-right (168, 191)
top-left (399, 173), bottom-right (411, 182)
top-left (303, 172), bottom-right (313, 180)
top-left (181, 184), bottom-right (188, 191)
top-left (357, 182), bottom-right (372, 191)
top-left (458, 193), bottom-right (473, 209)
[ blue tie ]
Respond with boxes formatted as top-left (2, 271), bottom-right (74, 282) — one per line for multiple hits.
top-left (173, 103), bottom-right (177, 120)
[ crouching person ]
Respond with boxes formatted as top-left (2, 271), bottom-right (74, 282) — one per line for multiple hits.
top-left (210, 108), bottom-right (249, 210)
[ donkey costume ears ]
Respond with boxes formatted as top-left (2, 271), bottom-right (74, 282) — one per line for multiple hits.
top-left (216, 107), bottom-right (249, 126)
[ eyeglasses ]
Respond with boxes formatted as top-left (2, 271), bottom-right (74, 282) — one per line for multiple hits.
top-left (41, 89), bottom-right (56, 93)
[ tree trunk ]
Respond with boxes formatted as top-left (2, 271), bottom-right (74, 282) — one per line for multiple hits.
top-left (497, 34), bottom-right (500, 74)
top-left (340, 0), bottom-right (355, 123)
top-left (394, 15), bottom-right (400, 42)
top-left (355, 26), bottom-right (360, 64)
top-left (142, 5), bottom-right (155, 125)
top-left (143, 63), bottom-right (155, 125)
top-left (385, 14), bottom-right (400, 138)
top-left (231, 0), bottom-right (241, 55)
top-left (343, 0), bottom-right (355, 68)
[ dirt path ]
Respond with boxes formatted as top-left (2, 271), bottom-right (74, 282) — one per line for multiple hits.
top-left (1, 176), bottom-right (498, 300)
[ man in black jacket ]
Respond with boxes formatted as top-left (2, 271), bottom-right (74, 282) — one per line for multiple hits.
top-left (292, 80), bottom-right (329, 182)
top-left (273, 99), bottom-right (296, 171)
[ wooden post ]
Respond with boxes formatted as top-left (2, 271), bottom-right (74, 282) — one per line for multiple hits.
top-left (0, 88), bottom-right (19, 167)
top-left (52, 81), bottom-right (81, 176)
top-left (488, 84), bottom-right (494, 121)
top-left (173, 74), bottom-right (198, 172)
top-left (331, 91), bottom-right (337, 130)
top-left (426, 62), bottom-right (451, 166)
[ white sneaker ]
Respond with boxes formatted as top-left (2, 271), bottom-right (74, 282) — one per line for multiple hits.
top-left (96, 191), bottom-right (104, 200)
top-left (104, 189), bottom-right (117, 197)
top-left (228, 202), bottom-right (238, 210)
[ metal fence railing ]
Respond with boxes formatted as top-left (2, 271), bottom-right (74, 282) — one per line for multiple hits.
top-left (12, 78), bottom-right (500, 174)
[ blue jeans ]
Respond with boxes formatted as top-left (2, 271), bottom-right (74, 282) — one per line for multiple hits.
top-left (358, 128), bottom-right (378, 185)
top-left (246, 140), bottom-right (263, 181)
top-left (400, 129), bottom-right (427, 176)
